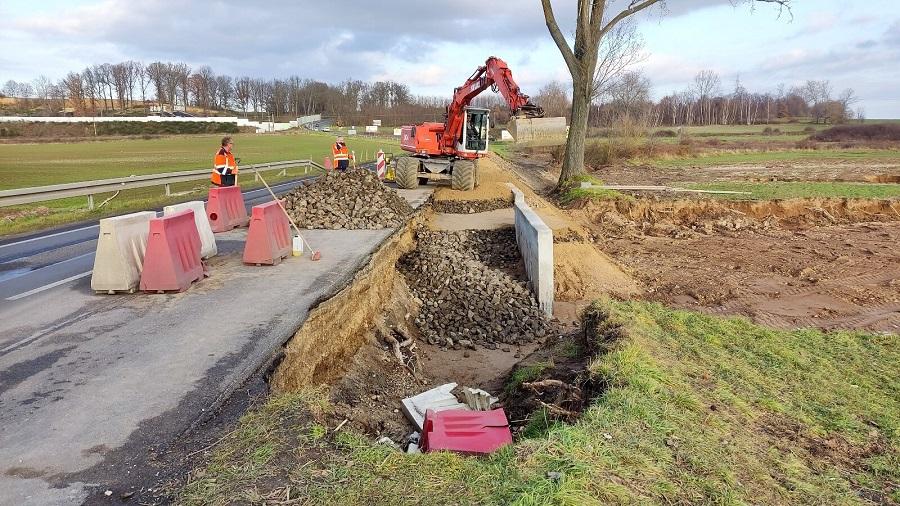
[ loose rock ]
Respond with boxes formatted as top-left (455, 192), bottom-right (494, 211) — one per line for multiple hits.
top-left (282, 169), bottom-right (413, 229)
top-left (399, 228), bottom-right (550, 347)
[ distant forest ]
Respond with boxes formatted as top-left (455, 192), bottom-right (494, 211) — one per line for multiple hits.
top-left (1, 60), bottom-right (862, 127)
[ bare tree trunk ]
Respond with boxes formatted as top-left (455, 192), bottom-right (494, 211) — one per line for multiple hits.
top-left (560, 80), bottom-right (591, 183)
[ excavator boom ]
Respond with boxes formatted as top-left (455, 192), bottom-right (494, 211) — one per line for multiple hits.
top-left (395, 56), bottom-right (567, 191)
top-left (442, 56), bottom-right (545, 152)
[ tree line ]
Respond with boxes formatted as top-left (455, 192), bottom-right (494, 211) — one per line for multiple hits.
top-left (534, 69), bottom-right (861, 131)
top-left (1, 60), bottom-right (473, 126)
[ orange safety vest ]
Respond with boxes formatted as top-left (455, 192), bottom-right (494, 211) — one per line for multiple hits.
top-left (331, 143), bottom-right (352, 168)
top-left (212, 148), bottom-right (238, 185)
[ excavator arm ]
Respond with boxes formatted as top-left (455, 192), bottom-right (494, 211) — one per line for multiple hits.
top-left (442, 56), bottom-right (544, 152)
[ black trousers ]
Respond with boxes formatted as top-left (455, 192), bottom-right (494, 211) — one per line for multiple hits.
top-left (336, 160), bottom-right (350, 171)
top-left (214, 174), bottom-right (236, 187)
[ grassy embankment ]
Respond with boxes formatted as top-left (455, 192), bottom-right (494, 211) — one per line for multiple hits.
top-left (0, 132), bottom-right (398, 236)
top-left (177, 300), bottom-right (899, 505)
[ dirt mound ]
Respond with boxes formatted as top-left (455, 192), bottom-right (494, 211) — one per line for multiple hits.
top-left (399, 228), bottom-right (551, 348)
top-left (282, 169), bottom-right (413, 229)
top-left (433, 198), bottom-right (511, 214)
top-left (554, 243), bottom-right (641, 301)
top-left (580, 197), bottom-right (900, 239)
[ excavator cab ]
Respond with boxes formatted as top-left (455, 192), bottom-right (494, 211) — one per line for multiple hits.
top-left (458, 107), bottom-right (490, 153)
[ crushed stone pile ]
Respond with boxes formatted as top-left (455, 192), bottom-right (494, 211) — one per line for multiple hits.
top-left (399, 228), bottom-right (550, 348)
top-left (282, 169), bottom-right (413, 229)
top-left (433, 198), bottom-right (511, 214)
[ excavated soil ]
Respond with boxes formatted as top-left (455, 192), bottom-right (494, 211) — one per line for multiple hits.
top-left (573, 197), bottom-right (900, 333)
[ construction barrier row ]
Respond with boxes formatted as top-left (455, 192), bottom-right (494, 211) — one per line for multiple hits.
top-left (91, 188), bottom-right (297, 295)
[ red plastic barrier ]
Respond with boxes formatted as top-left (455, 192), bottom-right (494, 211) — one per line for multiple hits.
top-left (243, 201), bottom-right (292, 265)
top-left (139, 209), bottom-right (204, 292)
top-left (207, 186), bottom-right (249, 233)
top-left (421, 408), bottom-right (512, 455)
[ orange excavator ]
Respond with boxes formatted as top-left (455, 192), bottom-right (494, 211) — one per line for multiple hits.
top-left (396, 56), bottom-right (564, 190)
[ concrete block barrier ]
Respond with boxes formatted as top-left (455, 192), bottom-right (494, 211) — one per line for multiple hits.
top-left (243, 201), bottom-right (292, 266)
top-left (207, 186), bottom-right (249, 233)
top-left (508, 184), bottom-right (554, 315)
top-left (164, 201), bottom-right (217, 259)
top-left (139, 210), bottom-right (203, 292)
top-left (91, 211), bottom-right (156, 294)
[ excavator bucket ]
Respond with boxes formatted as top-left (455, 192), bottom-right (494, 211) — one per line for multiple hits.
top-left (509, 117), bottom-right (568, 146)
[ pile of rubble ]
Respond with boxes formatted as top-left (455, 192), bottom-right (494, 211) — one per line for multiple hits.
top-left (282, 169), bottom-right (413, 229)
top-left (433, 198), bottom-right (511, 214)
top-left (399, 228), bottom-right (550, 348)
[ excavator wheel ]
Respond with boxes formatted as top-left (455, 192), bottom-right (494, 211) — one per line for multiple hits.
top-left (395, 157), bottom-right (420, 189)
top-left (451, 160), bottom-right (476, 191)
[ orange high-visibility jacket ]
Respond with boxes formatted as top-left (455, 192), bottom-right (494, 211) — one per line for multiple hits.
top-left (212, 148), bottom-right (238, 185)
top-left (331, 143), bottom-right (352, 168)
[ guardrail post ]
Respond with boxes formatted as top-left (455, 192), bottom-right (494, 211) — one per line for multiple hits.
top-left (255, 172), bottom-right (259, 182)
top-left (280, 167), bottom-right (286, 177)
top-left (165, 183), bottom-right (171, 196)
top-left (87, 194), bottom-right (94, 210)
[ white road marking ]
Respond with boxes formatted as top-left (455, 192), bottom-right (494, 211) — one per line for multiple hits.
top-left (0, 224), bottom-right (98, 251)
top-left (5, 271), bottom-right (92, 301)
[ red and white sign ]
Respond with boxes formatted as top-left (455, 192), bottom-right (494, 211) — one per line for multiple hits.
top-left (376, 150), bottom-right (386, 179)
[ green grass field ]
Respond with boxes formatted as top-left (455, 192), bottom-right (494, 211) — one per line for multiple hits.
top-left (679, 181), bottom-right (900, 200)
top-left (176, 300), bottom-right (899, 505)
top-left (0, 132), bottom-right (399, 236)
top-left (645, 148), bottom-right (900, 168)
top-left (0, 132), bottom-right (399, 190)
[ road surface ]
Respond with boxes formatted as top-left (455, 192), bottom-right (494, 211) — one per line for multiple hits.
top-left (0, 180), bottom-right (431, 505)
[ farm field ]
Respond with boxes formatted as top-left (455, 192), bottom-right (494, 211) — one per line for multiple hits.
top-left (0, 132), bottom-right (399, 235)
top-left (0, 131), bottom-right (399, 189)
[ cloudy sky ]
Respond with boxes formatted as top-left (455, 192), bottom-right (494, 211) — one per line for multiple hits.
top-left (2, 0), bottom-right (898, 117)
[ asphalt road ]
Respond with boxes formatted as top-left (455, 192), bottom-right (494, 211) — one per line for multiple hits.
top-left (0, 178), bottom-right (313, 302)
top-left (0, 172), bottom-right (430, 505)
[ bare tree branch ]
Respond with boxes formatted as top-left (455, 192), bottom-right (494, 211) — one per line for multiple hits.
top-left (541, 0), bottom-right (579, 77)
top-left (599, 0), bottom-right (662, 38)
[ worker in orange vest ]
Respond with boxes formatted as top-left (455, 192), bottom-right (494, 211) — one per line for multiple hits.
top-left (212, 136), bottom-right (239, 186)
top-left (332, 136), bottom-right (353, 171)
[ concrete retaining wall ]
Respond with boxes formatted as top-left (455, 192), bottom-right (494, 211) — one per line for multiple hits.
top-left (507, 184), bottom-right (554, 315)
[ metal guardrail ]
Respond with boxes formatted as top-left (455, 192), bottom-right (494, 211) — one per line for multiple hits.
top-left (0, 159), bottom-right (326, 209)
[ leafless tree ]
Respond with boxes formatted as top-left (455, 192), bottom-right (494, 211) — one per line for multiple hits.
top-left (215, 75), bottom-right (233, 111)
top-left (2, 80), bottom-right (17, 98)
top-left (62, 72), bottom-right (86, 113)
top-left (541, 0), bottom-right (793, 187)
top-left (32, 75), bottom-right (54, 114)
top-left (235, 77), bottom-right (252, 114)
top-left (693, 70), bottom-right (720, 125)
top-left (592, 18), bottom-right (645, 102)
top-left (535, 80), bottom-right (571, 118)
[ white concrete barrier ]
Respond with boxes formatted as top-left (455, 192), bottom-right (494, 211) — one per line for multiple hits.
top-left (90, 211), bottom-right (156, 294)
top-left (163, 201), bottom-right (217, 259)
top-left (507, 184), bottom-right (554, 315)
